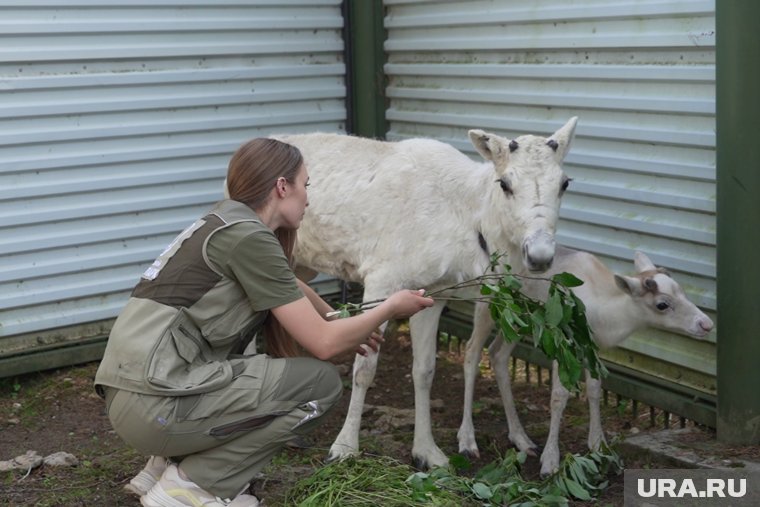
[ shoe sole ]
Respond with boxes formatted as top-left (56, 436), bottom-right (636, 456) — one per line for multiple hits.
top-left (141, 486), bottom-right (183, 507)
top-left (142, 483), bottom-right (217, 507)
top-left (125, 469), bottom-right (161, 497)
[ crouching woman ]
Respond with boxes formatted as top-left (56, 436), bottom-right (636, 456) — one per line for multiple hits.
top-left (94, 138), bottom-right (433, 507)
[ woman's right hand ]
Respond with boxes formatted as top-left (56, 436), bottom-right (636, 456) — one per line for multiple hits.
top-left (384, 289), bottom-right (434, 319)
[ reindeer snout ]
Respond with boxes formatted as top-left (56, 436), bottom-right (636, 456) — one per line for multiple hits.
top-left (524, 232), bottom-right (555, 273)
top-left (699, 317), bottom-right (714, 333)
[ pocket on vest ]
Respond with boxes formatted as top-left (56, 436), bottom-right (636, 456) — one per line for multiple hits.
top-left (145, 310), bottom-right (233, 396)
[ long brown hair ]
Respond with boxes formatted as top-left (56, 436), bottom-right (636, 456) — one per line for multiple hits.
top-left (226, 138), bottom-right (304, 358)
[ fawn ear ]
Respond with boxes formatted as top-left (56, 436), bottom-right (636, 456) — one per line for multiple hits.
top-left (615, 274), bottom-right (642, 296)
top-left (633, 251), bottom-right (656, 273)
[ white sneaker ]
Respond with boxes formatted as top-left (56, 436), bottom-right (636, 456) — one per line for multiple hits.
top-left (141, 463), bottom-right (259, 507)
top-left (125, 456), bottom-right (168, 496)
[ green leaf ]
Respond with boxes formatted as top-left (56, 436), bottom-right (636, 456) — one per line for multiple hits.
top-left (557, 346), bottom-right (583, 392)
top-left (567, 461), bottom-right (586, 484)
top-left (545, 292), bottom-right (563, 327)
top-left (563, 478), bottom-right (592, 500)
top-left (540, 328), bottom-right (557, 356)
top-left (539, 494), bottom-right (570, 506)
top-left (472, 482), bottom-right (494, 499)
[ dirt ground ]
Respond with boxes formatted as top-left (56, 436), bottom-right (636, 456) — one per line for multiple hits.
top-left (0, 327), bottom-right (749, 506)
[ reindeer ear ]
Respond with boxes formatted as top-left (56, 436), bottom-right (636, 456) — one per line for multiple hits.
top-left (633, 251), bottom-right (657, 273)
top-left (469, 129), bottom-right (509, 167)
top-left (614, 274), bottom-right (641, 296)
top-left (546, 116), bottom-right (578, 162)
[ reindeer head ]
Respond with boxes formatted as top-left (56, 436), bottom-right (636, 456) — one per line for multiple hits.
top-left (468, 117), bottom-right (578, 273)
top-left (614, 251), bottom-right (714, 338)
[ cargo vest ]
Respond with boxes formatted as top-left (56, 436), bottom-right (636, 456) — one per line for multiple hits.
top-left (95, 200), bottom-right (276, 396)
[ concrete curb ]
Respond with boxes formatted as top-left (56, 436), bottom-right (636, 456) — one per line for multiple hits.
top-left (621, 428), bottom-right (760, 472)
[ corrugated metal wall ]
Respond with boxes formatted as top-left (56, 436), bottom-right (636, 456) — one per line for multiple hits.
top-left (384, 0), bottom-right (717, 412)
top-left (0, 0), bottom-right (346, 372)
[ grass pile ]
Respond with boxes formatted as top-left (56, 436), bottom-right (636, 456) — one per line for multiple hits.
top-left (283, 454), bottom-right (464, 506)
top-left (284, 445), bottom-right (623, 507)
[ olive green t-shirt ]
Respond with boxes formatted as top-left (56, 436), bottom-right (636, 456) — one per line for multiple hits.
top-left (205, 220), bottom-right (303, 312)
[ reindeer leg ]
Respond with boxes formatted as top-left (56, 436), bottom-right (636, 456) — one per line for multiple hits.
top-left (540, 360), bottom-right (570, 476)
top-left (586, 370), bottom-right (606, 451)
top-left (491, 339), bottom-right (540, 456)
top-left (327, 341), bottom-right (383, 461)
top-left (458, 302), bottom-right (494, 460)
top-left (327, 289), bottom-right (388, 462)
top-left (410, 300), bottom-right (448, 469)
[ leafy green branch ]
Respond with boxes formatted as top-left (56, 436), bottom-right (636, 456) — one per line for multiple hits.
top-left (330, 252), bottom-right (607, 392)
top-left (408, 444), bottom-right (623, 506)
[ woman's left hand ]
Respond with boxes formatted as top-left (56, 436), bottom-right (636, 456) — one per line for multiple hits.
top-left (356, 328), bottom-right (384, 356)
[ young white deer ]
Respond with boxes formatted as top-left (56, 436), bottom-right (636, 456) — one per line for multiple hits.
top-left (275, 118), bottom-right (579, 469)
top-left (457, 247), bottom-right (714, 475)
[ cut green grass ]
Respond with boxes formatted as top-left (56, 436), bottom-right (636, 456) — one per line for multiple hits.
top-left (285, 444), bottom-right (623, 507)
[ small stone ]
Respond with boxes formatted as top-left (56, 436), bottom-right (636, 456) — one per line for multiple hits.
top-left (11, 402), bottom-right (21, 411)
top-left (430, 399), bottom-right (445, 411)
top-left (629, 427), bottom-right (640, 435)
top-left (43, 452), bottom-right (79, 467)
top-left (9, 450), bottom-right (43, 471)
top-left (7, 418), bottom-right (20, 425)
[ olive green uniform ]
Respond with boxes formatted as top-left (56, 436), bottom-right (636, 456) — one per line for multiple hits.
top-left (95, 200), bottom-right (343, 498)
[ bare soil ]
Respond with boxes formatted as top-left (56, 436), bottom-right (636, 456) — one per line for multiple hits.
top-left (0, 327), bottom-right (744, 506)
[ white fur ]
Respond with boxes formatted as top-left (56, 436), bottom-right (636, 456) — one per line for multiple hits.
top-left (457, 247), bottom-right (714, 475)
top-left (278, 119), bottom-right (578, 468)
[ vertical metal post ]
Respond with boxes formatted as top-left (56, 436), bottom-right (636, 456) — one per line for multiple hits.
top-left (716, 0), bottom-right (760, 444)
top-left (345, 0), bottom-right (388, 138)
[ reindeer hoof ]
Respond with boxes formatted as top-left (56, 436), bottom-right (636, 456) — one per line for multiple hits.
top-left (412, 456), bottom-right (430, 470)
top-left (517, 444), bottom-right (541, 458)
top-left (326, 447), bottom-right (358, 464)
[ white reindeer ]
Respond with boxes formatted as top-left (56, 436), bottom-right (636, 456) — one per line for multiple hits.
top-left (276, 118), bottom-right (579, 469)
top-left (457, 247), bottom-right (714, 475)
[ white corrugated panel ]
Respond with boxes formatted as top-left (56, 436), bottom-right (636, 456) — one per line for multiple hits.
top-left (384, 0), bottom-right (716, 395)
top-left (0, 0), bottom-right (346, 351)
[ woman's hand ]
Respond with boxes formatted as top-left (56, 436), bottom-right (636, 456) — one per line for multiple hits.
top-left (354, 289), bottom-right (432, 356)
top-left (384, 289), bottom-right (435, 319)
top-left (355, 328), bottom-right (384, 356)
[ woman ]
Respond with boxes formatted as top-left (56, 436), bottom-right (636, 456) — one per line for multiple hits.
top-left (95, 138), bottom-right (433, 507)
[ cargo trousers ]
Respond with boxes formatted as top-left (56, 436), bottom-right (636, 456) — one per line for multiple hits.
top-left (104, 354), bottom-right (343, 499)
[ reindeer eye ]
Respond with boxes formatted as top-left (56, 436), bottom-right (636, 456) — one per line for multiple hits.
top-left (498, 178), bottom-right (513, 195)
top-left (656, 302), bottom-right (670, 311)
top-left (561, 177), bottom-right (572, 193)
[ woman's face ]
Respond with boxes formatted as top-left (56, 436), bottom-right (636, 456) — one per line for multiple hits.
top-left (280, 164), bottom-right (310, 229)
